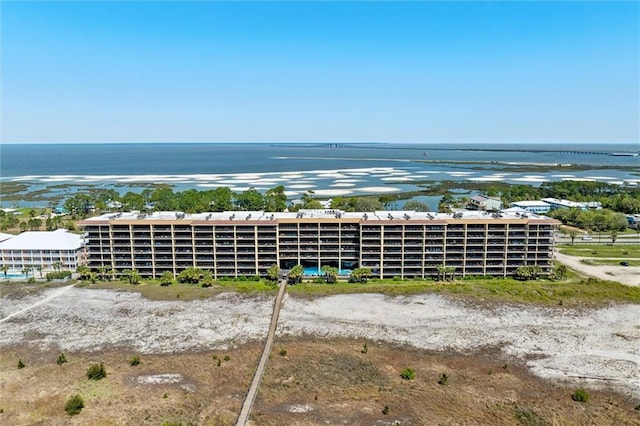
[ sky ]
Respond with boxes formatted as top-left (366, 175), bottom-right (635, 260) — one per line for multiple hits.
top-left (1, 1), bottom-right (638, 144)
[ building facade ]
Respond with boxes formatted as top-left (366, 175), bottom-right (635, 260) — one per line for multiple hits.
top-left (0, 229), bottom-right (84, 273)
top-left (79, 210), bottom-right (559, 279)
top-left (510, 201), bottom-right (552, 214)
top-left (467, 195), bottom-right (503, 211)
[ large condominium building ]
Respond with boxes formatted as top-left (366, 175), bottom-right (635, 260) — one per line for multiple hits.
top-left (79, 209), bottom-right (560, 280)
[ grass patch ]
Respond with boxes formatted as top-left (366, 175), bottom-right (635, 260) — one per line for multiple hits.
top-left (559, 245), bottom-right (640, 259)
top-left (288, 274), bottom-right (640, 307)
top-left (581, 258), bottom-right (640, 266)
top-left (86, 279), bottom-right (277, 301)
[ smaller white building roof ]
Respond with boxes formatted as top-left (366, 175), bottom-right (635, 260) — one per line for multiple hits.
top-left (0, 232), bottom-right (16, 243)
top-left (0, 229), bottom-right (83, 251)
top-left (511, 200), bottom-right (550, 207)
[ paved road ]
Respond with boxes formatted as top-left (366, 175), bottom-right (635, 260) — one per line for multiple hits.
top-left (554, 251), bottom-right (639, 287)
top-left (236, 277), bottom-right (288, 425)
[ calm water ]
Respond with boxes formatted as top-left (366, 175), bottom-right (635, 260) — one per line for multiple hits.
top-left (1, 142), bottom-right (638, 177)
top-left (1, 143), bottom-right (638, 207)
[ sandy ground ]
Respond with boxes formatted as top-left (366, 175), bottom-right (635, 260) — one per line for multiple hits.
top-left (554, 251), bottom-right (639, 286)
top-left (1, 287), bottom-right (638, 399)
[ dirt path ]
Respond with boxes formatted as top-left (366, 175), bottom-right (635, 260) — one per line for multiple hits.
top-left (554, 251), bottom-right (639, 286)
top-left (0, 284), bottom-right (75, 324)
top-left (236, 277), bottom-right (288, 425)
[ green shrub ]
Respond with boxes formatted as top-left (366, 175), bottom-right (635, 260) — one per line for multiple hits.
top-left (46, 271), bottom-right (72, 280)
top-left (392, 276), bottom-right (401, 281)
top-left (382, 405), bottom-right (389, 415)
top-left (514, 406), bottom-right (546, 425)
top-left (56, 353), bottom-right (67, 365)
top-left (201, 282), bottom-right (212, 288)
top-left (159, 271), bottom-right (174, 286)
top-left (86, 362), bottom-right (107, 380)
top-left (438, 373), bottom-right (448, 385)
top-left (400, 368), bottom-right (415, 380)
top-left (279, 349), bottom-right (287, 356)
top-left (361, 343), bottom-right (368, 354)
top-left (217, 359), bottom-right (221, 367)
top-left (130, 355), bottom-right (140, 366)
top-left (212, 354), bottom-right (218, 360)
top-left (17, 359), bottom-right (25, 369)
top-left (572, 388), bottom-right (589, 403)
top-left (223, 355), bottom-right (230, 362)
top-left (64, 394), bottom-right (84, 415)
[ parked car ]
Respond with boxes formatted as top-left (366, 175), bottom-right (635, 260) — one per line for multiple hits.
top-left (619, 261), bottom-right (630, 267)
top-left (581, 235), bottom-right (592, 241)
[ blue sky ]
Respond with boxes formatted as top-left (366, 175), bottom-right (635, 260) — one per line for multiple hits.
top-left (2, 1), bottom-right (638, 144)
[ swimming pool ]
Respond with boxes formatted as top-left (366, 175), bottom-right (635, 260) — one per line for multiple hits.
top-left (303, 267), bottom-right (352, 276)
top-left (1, 273), bottom-right (30, 280)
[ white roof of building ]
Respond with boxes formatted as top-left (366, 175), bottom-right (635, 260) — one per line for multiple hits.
top-left (0, 229), bottom-right (83, 251)
top-left (541, 198), bottom-right (583, 208)
top-left (0, 232), bottom-right (16, 242)
top-left (511, 200), bottom-right (550, 207)
top-left (81, 209), bottom-right (557, 223)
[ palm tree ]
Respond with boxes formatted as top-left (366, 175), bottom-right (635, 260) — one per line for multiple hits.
top-left (123, 269), bottom-right (141, 285)
top-left (267, 264), bottom-right (280, 282)
top-left (569, 231), bottom-right (577, 246)
top-left (349, 267), bottom-right (372, 283)
top-left (1, 265), bottom-right (8, 278)
top-left (97, 266), bottom-right (108, 281)
top-left (76, 265), bottom-right (91, 281)
top-left (610, 231), bottom-right (618, 246)
top-left (22, 265), bottom-right (34, 278)
top-left (321, 265), bottom-right (338, 284)
top-left (445, 266), bottom-right (457, 281)
top-left (52, 261), bottom-right (63, 272)
top-left (554, 264), bottom-right (567, 280)
top-left (436, 265), bottom-right (446, 281)
top-left (288, 264), bottom-right (304, 285)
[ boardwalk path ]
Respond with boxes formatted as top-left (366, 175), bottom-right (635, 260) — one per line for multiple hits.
top-left (236, 277), bottom-right (288, 425)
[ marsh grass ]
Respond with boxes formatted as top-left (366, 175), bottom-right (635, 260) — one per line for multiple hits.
top-left (288, 274), bottom-right (640, 307)
top-left (87, 279), bottom-right (276, 301)
top-left (84, 271), bottom-right (640, 306)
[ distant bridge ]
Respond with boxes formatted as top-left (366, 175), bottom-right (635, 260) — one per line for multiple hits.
top-left (280, 143), bottom-right (630, 156)
top-left (272, 143), bottom-right (638, 156)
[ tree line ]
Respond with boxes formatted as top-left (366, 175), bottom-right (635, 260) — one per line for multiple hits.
top-left (546, 208), bottom-right (628, 233)
top-left (487, 181), bottom-right (640, 214)
top-left (61, 185), bottom-right (432, 219)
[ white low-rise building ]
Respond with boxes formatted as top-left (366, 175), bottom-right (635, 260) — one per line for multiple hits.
top-left (510, 200), bottom-right (552, 214)
top-left (0, 229), bottom-right (84, 273)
